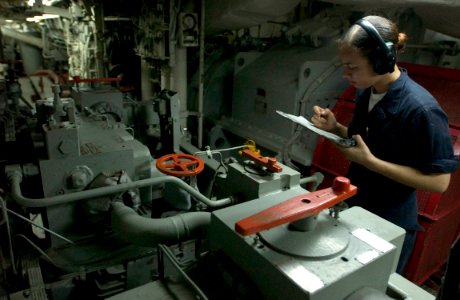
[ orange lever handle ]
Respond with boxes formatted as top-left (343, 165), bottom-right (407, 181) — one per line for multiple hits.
top-left (241, 149), bottom-right (282, 172)
top-left (235, 176), bottom-right (357, 236)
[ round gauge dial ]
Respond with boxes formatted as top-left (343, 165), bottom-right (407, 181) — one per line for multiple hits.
top-left (182, 14), bottom-right (196, 29)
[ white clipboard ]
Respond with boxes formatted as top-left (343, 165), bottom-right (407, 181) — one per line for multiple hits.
top-left (276, 110), bottom-right (356, 147)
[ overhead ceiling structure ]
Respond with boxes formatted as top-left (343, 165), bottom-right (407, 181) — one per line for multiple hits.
top-left (205, 0), bottom-right (302, 35)
top-left (0, 1), bottom-right (28, 21)
top-left (2, 0), bottom-right (460, 38)
top-left (202, 0), bottom-right (460, 39)
top-left (322, 0), bottom-right (460, 38)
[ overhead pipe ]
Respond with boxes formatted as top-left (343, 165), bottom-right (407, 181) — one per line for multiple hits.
top-left (30, 4), bottom-right (72, 19)
top-left (111, 202), bottom-right (210, 247)
top-left (6, 167), bottom-right (233, 208)
top-left (1, 28), bottom-right (43, 49)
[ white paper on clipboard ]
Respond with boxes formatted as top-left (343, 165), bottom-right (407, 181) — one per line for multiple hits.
top-left (276, 110), bottom-right (357, 147)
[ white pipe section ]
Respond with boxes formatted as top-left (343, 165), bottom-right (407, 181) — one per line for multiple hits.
top-left (299, 172), bottom-right (325, 192)
top-left (1, 28), bottom-right (43, 48)
top-left (173, 47), bottom-right (188, 130)
top-left (32, 5), bottom-right (72, 19)
top-left (161, 65), bottom-right (171, 90)
top-left (197, 0), bottom-right (205, 148)
top-left (141, 58), bottom-right (154, 100)
top-left (111, 202), bottom-right (210, 247)
top-left (7, 169), bottom-right (232, 208)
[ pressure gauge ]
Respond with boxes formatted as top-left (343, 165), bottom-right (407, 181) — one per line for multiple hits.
top-left (182, 13), bottom-right (196, 29)
top-left (179, 12), bottom-right (199, 47)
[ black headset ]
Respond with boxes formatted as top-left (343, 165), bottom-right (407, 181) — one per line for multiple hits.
top-left (354, 19), bottom-right (396, 75)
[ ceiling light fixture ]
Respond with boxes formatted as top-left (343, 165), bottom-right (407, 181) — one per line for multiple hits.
top-left (27, 0), bottom-right (55, 7)
top-left (26, 14), bottom-right (60, 22)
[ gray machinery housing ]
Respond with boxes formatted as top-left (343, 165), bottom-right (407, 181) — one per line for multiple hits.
top-left (209, 162), bottom-right (405, 300)
top-left (213, 44), bottom-right (348, 166)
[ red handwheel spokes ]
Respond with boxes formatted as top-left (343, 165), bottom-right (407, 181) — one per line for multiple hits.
top-left (156, 153), bottom-right (204, 177)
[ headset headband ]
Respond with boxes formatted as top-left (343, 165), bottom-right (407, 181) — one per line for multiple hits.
top-left (354, 18), bottom-right (396, 74)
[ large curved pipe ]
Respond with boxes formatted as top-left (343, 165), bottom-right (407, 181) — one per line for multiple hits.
top-left (111, 202), bottom-right (211, 247)
top-left (7, 168), bottom-right (232, 208)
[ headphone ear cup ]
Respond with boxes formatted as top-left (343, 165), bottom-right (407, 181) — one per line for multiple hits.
top-left (387, 42), bottom-right (397, 71)
top-left (373, 43), bottom-right (396, 75)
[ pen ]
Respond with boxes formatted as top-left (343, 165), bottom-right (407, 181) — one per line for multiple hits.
top-left (321, 104), bottom-right (330, 118)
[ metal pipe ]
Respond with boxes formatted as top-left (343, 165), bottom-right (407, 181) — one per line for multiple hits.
top-left (0, 197), bottom-right (17, 275)
top-left (197, 0), bottom-right (206, 148)
top-left (141, 59), bottom-right (154, 100)
top-left (174, 47), bottom-right (187, 128)
top-left (158, 244), bottom-right (209, 299)
top-left (4, 206), bottom-right (74, 244)
top-left (0, 28), bottom-right (4, 60)
top-left (7, 168), bottom-right (232, 208)
top-left (1, 28), bottom-right (43, 48)
top-left (31, 5), bottom-right (72, 19)
top-left (94, 2), bottom-right (106, 78)
top-left (299, 172), bottom-right (325, 192)
top-left (111, 202), bottom-right (210, 247)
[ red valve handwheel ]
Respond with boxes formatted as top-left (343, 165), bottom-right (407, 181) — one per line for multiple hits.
top-left (156, 153), bottom-right (204, 177)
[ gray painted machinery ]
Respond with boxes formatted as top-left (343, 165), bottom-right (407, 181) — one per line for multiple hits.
top-left (0, 70), bottom-right (435, 300)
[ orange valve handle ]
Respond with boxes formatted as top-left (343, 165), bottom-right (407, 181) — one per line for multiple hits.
top-left (241, 149), bottom-right (282, 173)
top-left (235, 176), bottom-right (357, 236)
top-left (156, 154), bottom-right (204, 177)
